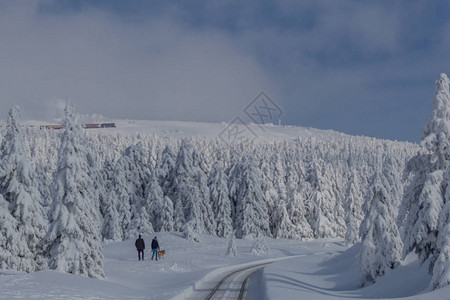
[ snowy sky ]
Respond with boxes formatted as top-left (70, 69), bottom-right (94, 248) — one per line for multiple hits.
top-left (0, 0), bottom-right (449, 142)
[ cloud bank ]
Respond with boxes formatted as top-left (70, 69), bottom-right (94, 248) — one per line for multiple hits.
top-left (0, 1), bottom-right (275, 123)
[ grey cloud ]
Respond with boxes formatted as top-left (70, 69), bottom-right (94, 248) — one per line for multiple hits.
top-left (0, 2), bottom-right (276, 123)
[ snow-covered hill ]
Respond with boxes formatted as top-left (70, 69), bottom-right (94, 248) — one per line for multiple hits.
top-left (20, 118), bottom-right (383, 142)
top-left (96, 119), bottom-right (352, 141)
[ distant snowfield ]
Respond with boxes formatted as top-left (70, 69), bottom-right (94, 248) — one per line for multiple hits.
top-left (0, 232), bottom-right (446, 300)
top-left (107, 119), bottom-right (351, 141)
top-left (22, 119), bottom-right (359, 142)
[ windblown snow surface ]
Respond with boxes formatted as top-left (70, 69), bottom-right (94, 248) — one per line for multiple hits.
top-left (0, 232), bottom-right (446, 300)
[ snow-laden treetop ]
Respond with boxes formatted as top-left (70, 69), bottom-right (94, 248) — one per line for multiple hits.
top-left (436, 73), bottom-right (450, 95)
top-left (421, 73), bottom-right (450, 167)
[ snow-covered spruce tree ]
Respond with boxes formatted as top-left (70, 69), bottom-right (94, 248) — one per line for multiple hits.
top-left (109, 144), bottom-right (152, 240)
top-left (128, 205), bottom-right (154, 238)
top-left (45, 102), bottom-right (105, 279)
top-left (101, 191), bottom-right (121, 241)
top-left (226, 232), bottom-right (238, 258)
top-left (121, 144), bottom-right (152, 239)
top-left (285, 156), bottom-right (311, 239)
top-left (192, 148), bottom-right (211, 176)
top-left (287, 189), bottom-right (313, 239)
top-left (0, 193), bottom-right (21, 270)
top-left (160, 196), bottom-right (174, 232)
top-left (234, 157), bottom-right (271, 239)
top-left (167, 140), bottom-right (215, 240)
top-left (272, 199), bottom-right (299, 239)
top-left (431, 77), bottom-right (450, 290)
top-left (270, 152), bottom-right (287, 203)
top-left (146, 170), bottom-right (168, 232)
top-left (182, 168), bottom-right (216, 242)
top-left (251, 238), bottom-right (270, 255)
top-left (0, 106), bottom-right (48, 272)
top-left (359, 173), bottom-right (403, 285)
top-left (306, 160), bottom-right (341, 238)
top-left (324, 163), bottom-right (346, 237)
top-left (260, 159), bottom-right (279, 236)
top-left (431, 182), bottom-right (450, 289)
top-left (100, 159), bottom-right (121, 241)
top-left (34, 163), bottom-right (52, 207)
top-left (209, 161), bottom-right (233, 238)
top-left (107, 173), bottom-right (130, 241)
top-left (400, 74), bottom-right (450, 275)
top-left (173, 196), bottom-right (185, 232)
top-left (226, 160), bottom-right (243, 226)
top-left (344, 170), bottom-right (364, 245)
top-left (196, 167), bottom-right (216, 236)
top-left (158, 144), bottom-right (176, 193)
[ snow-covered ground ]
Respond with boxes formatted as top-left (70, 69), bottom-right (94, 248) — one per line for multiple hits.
top-left (0, 232), bottom-right (446, 300)
top-left (21, 119), bottom-right (357, 142)
top-left (106, 119), bottom-right (350, 141)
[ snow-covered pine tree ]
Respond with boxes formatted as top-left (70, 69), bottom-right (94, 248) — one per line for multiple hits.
top-left (109, 170), bottom-right (131, 241)
top-left (287, 160), bottom-right (314, 239)
top-left (270, 152), bottom-right (287, 203)
top-left (100, 159), bottom-right (121, 241)
top-left (192, 148), bottom-right (211, 176)
top-left (429, 75), bottom-right (450, 290)
top-left (272, 199), bottom-right (299, 239)
top-left (46, 102), bottom-right (105, 279)
top-left (122, 144), bottom-right (152, 239)
top-left (401, 74), bottom-right (450, 272)
top-left (235, 157), bottom-right (271, 239)
top-left (306, 160), bottom-right (341, 238)
top-left (128, 205), bottom-right (154, 238)
top-left (431, 181), bottom-right (450, 289)
top-left (34, 162), bottom-right (52, 207)
top-left (158, 144), bottom-right (176, 193)
top-left (195, 167), bottom-right (216, 236)
top-left (226, 161), bottom-right (243, 227)
top-left (0, 106), bottom-right (48, 272)
top-left (287, 189), bottom-right (313, 239)
top-left (326, 164), bottom-right (347, 237)
top-left (173, 197), bottom-right (185, 232)
top-left (260, 159), bottom-right (279, 236)
top-left (160, 196), bottom-right (174, 232)
top-left (345, 170), bottom-right (364, 245)
top-left (226, 231), bottom-right (238, 258)
top-left (209, 161), bottom-right (233, 238)
top-left (101, 190), bottom-right (121, 241)
top-left (146, 170), bottom-right (167, 232)
top-left (110, 144), bottom-right (152, 240)
top-left (168, 140), bottom-right (215, 240)
top-left (251, 238), bottom-right (270, 255)
top-left (0, 193), bottom-right (22, 271)
top-left (359, 172), bottom-right (403, 285)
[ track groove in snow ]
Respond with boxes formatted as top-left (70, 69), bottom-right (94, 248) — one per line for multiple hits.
top-left (172, 252), bottom-right (330, 300)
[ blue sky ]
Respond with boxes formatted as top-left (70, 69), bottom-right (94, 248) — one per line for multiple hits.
top-left (1, 1), bottom-right (450, 142)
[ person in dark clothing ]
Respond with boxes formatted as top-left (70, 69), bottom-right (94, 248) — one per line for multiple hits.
top-left (151, 236), bottom-right (160, 261)
top-left (135, 235), bottom-right (145, 261)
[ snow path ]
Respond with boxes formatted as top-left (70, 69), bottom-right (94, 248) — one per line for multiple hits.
top-left (171, 252), bottom-right (331, 300)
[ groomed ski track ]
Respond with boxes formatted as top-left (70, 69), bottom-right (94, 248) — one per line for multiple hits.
top-left (171, 253), bottom-right (329, 300)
